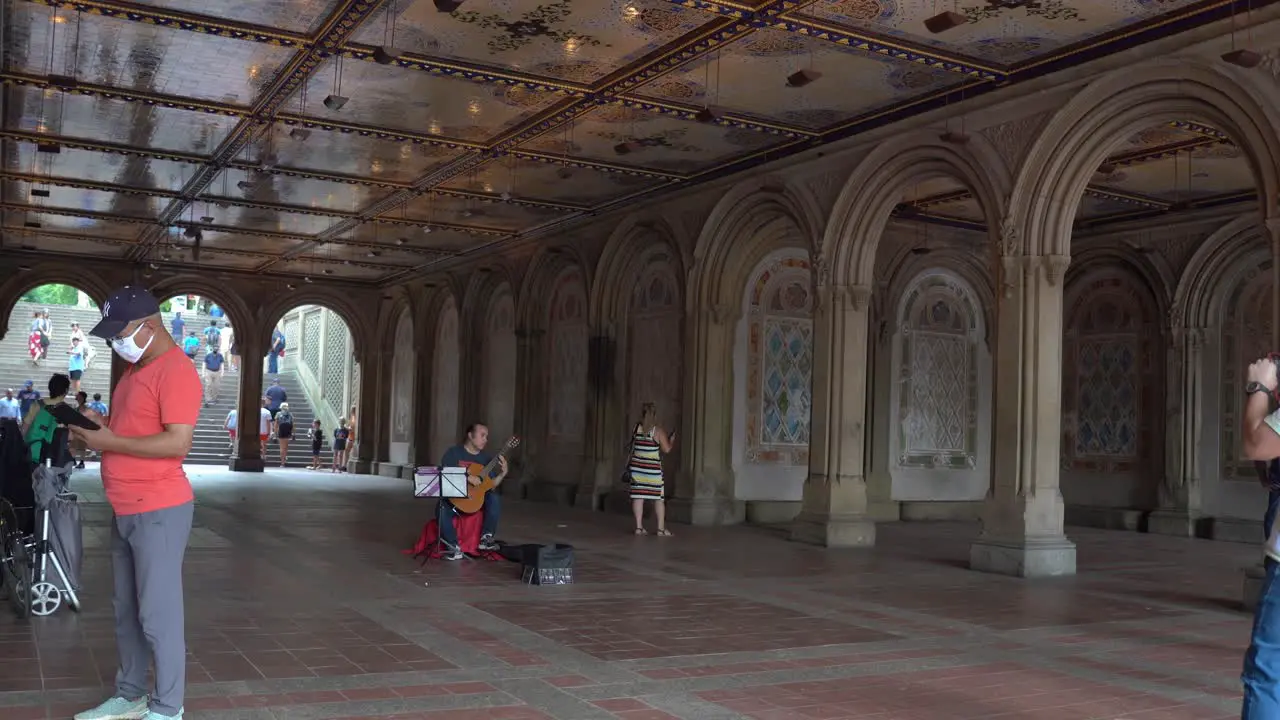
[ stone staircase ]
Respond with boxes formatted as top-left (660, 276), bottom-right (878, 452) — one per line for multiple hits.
top-left (0, 301), bottom-right (113, 401)
top-left (189, 370), bottom-right (337, 468)
top-left (4, 300), bottom-right (335, 468)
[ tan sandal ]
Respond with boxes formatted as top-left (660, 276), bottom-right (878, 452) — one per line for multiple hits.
top-left (634, 528), bottom-right (647, 535)
top-left (656, 528), bottom-right (672, 537)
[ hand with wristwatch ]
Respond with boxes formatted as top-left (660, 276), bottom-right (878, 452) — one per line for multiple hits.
top-left (1246, 356), bottom-right (1280, 397)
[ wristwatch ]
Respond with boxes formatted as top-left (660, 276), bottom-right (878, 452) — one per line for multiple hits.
top-left (1246, 381), bottom-right (1273, 396)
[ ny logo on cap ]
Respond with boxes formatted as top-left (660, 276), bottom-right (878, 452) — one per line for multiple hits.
top-left (102, 302), bottom-right (112, 317)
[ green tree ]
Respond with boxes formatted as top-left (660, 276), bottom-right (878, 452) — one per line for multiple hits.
top-left (20, 284), bottom-right (80, 306)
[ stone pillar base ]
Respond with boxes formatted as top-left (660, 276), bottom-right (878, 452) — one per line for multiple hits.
top-left (969, 535), bottom-right (1077, 577)
top-left (1244, 562), bottom-right (1266, 612)
top-left (574, 490), bottom-right (605, 512)
top-left (789, 511), bottom-right (876, 548)
top-left (1147, 509), bottom-right (1202, 538)
top-left (228, 457), bottom-right (265, 472)
top-left (665, 497), bottom-right (745, 526)
top-left (347, 459), bottom-right (373, 475)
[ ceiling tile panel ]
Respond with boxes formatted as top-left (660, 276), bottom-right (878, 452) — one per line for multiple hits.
top-left (275, 258), bottom-right (389, 282)
top-left (440, 156), bottom-right (664, 205)
top-left (395, 192), bottom-right (565, 231)
top-left (4, 85), bottom-right (240, 155)
top-left (244, 127), bottom-right (465, 182)
top-left (200, 167), bottom-right (392, 216)
top-left (10, 3), bottom-right (293, 106)
top-left (519, 105), bottom-right (786, 174)
top-left (194, 203), bottom-right (337, 236)
top-left (3, 179), bottom-right (162, 219)
top-left (289, 57), bottom-right (553, 138)
top-left (352, 0), bottom-right (715, 85)
top-left (3, 140), bottom-right (197, 192)
top-left (0, 228), bottom-right (131, 258)
top-left (193, 229), bottom-right (289, 255)
top-left (797, 0), bottom-right (1205, 66)
top-left (632, 29), bottom-right (965, 129)
top-left (180, 249), bottom-right (271, 270)
top-left (124, 0), bottom-right (336, 35)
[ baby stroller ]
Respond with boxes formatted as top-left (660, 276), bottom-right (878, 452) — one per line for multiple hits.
top-left (0, 455), bottom-right (83, 618)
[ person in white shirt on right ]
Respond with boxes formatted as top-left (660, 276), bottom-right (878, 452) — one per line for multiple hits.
top-left (1239, 355), bottom-right (1280, 717)
top-left (258, 398), bottom-right (273, 458)
top-left (224, 408), bottom-right (237, 451)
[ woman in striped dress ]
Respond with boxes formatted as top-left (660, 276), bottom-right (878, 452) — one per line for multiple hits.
top-left (629, 402), bottom-right (676, 536)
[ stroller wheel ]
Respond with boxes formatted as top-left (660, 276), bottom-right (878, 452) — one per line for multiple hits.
top-left (29, 582), bottom-right (60, 616)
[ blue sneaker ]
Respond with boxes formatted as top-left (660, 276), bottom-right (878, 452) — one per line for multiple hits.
top-left (73, 697), bottom-right (149, 720)
top-left (142, 710), bottom-right (183, 720)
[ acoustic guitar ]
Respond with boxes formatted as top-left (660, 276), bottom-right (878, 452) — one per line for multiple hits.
top-left (451, 436), bottom-right (521, 514)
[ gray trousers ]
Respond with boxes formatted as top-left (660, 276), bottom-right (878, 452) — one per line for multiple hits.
top-left (111, 501), bottom-right (193, 716)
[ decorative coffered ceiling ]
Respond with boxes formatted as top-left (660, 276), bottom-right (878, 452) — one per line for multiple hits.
top-left (0, 0), bottom-right (1271, 284)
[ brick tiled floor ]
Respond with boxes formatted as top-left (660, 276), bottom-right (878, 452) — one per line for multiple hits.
top-left (0, 466), bottom-right (1258, 718)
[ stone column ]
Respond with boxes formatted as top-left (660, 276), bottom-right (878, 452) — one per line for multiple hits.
top-left (229, 329), bottom-right (265, 472)
top-left (969, 253), bottom-right (1077, 577)
top-left (1149, 321), bottom-right (1207, 536)
top-left (511, 328), bottom-right (545, 498)
top-left (575, 333), bottom-right (620, 510)
top-left (790, 284), bottom-right (877, 547)
top-left (348, 349), bottom-right (383, 475)
top-left (670, 304), bottom-right (744, 525)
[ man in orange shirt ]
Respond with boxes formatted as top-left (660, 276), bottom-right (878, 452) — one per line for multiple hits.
top-left (69, 286), bottom-right (202, 720)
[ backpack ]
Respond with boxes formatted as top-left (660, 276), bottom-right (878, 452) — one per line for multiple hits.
top-left (27, 402), bottom-right (70, 466)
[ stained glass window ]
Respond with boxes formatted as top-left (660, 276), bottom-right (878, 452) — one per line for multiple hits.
top-left (745, 253), bottom-right (812, 465)
top-left (894, 273), bottom-right (980, 469)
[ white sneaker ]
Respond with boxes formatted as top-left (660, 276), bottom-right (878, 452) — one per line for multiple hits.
top-left (74, 696), bottom-right (149, 720)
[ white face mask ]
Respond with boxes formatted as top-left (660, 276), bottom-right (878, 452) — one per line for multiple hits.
top-left (111, 323), bottom-right (154, 364)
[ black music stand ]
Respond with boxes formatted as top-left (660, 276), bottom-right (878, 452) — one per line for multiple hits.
top-left (413, 466), bottom-right (471, 564)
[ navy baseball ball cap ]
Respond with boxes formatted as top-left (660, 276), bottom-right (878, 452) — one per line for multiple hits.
top-left (90, 286), bottom-right (161, 339)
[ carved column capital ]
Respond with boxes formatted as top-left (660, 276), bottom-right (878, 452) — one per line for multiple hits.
top-left (833, 285), bottom-right (872, 312)
top-left (1187, 327), bottom-right (1207, 350)
top-left (708, 302), bottom-right (735, 325)
top-left (1043, 255), bottom-right (1070, 286)
top-left (999, 213), bottom-right (1021, 257)
top-left (813, 250), bottom-right (831, 289)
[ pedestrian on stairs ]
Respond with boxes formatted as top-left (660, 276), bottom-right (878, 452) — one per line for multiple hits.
top-left (202, 346), bottom-right (224, 407)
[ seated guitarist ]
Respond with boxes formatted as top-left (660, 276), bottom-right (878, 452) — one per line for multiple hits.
top-left (437, 422), bottom-right (508, 560)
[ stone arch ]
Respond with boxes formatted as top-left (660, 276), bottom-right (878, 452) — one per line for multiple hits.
top-left (1211, 231), bottom-right (1272, 490)
top-left (482, 282), bottom-right (517, 443)
top-left (0, 263), bottom-right (116, 340)
top-left (622, 247), bottom-right (684, 441)
top-left (882, 249), bottom-right (996, 345)
top-left (591, 215), bottom-right (687, 330)
top-left (732, 247), bottom-right (814, 502)
top-left (885, 267), bottom-right (992, 502)
top-left (1012, 58), bottom-right (1280, 257)
top-left (1068, 246), bottom-right (1175, 323)
top-left (692, 179), bottom-right (821, 314)
top-left (1174, 214), bottom-right (1269, 329)
top-left (517, 247), bottom-right (589, 332)
top-left (258, 289), bottom-right (371, 361)
top-left (147, 274), bottom-right (255, 343)
top-left (824, 131), bottom-right (1010, 288)
top-left (431, 294), bottom-right (461, 461)
top-left (1060, 264), bottom-right (1163, 509)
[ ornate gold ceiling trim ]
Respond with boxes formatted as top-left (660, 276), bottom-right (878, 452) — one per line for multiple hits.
top-left (612, 96), bottom-right (814, 138)
top-left (224, 162), bottom-right (408, 190)
top-left (274, 113), bottom-right (483, 150)
top-left (370, 216), bottom-right (509, 238)
top-left (0, 71), bottom-right (249, 117)
top-left (0, 201), bottom-right (154, 225)
top-left (429, 188), bottom-right (586, 213)
top-left (0, 130), bottom-right (210, 164)
top-left (505, 150), bottom-right (683, 180)
top-left (1086, 187), bottom-right (1169, 211)
top-left (0, 171), bottom-right (182, 199)
top-left (1108, 137), bottom-right (1223, 167)
top-left (1, 225), bottom-right (133, 247)
top-left (336, 44), bottom-right (590, 96)
top-left (18, 0), bottom-right (307, 46)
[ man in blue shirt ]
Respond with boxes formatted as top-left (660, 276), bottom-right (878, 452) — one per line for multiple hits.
top-left (267, 328), bottom-right (286, 376)
top-left (436, 423), bottom-right (508, 560)
top-left (0, 388), bottom-right (21, 420)
top-left (17, 380), bottom-right (40, 418)
top-left (264, 379), bottom-right (287, 420)
top-left (203, 347), bottom-right (225, 406)
top-left (88, 393), bottom-right (108, 418)
top-left (67, 336), bottom-right (87, 394)
top-left (203, 321), bottom-right (220, 351)
top-left (170, 311), bottom-right (184, 340)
